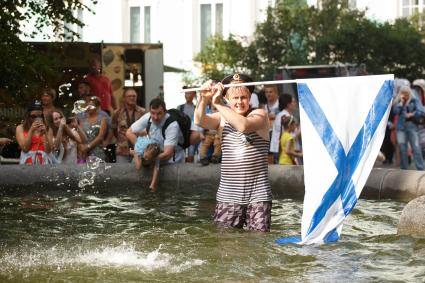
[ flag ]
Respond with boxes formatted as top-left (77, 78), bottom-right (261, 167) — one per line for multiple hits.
top-left (276, 75), bottom-right (394, 245)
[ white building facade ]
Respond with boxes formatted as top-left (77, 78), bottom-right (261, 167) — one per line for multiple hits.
top-left (312, 0), bottom-right (425, 22)
top-left (79, 0), bottom-right (274, 71)
top-left (69, 0), bottom-right (275, 106)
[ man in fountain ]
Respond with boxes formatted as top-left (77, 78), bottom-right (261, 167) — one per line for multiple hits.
top-left (194, 74), bottom-right (272, 232)
top-left (126, 98), bottom-right (185, 166)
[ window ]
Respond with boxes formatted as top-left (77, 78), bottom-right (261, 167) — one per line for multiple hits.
top-left (215, 3), bottom-right (223, 36)
top-left (77, 8), bottom-right (83, 38)
top-left (130, 7), bottom-right (140, 43)
top-left (401, 0), bottom-right (424, 17)
top-left (200, 2), bottom-right (224, 49)
top-left (144, 6), bottom-right (151, 43)
top-left (200, 4), bottom-right (212, 49)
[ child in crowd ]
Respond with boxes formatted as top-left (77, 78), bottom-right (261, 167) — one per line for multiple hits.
top-left (130, 131), bottom-right (162, 192)
top-left (278, 115), bottom-right (303, 165)
top-left (198, 98), bottom-right (222, 165)
top-left (199, 128), bottom-right (222, 165)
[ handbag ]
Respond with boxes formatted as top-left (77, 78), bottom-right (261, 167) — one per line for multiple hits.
top-left (412, 114), bottom-right (425, 125)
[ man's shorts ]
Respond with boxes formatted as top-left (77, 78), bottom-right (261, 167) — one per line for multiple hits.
top-left (213, 201), bottom-right (272, 232)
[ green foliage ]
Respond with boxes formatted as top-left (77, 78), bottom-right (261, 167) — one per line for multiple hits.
top-left (0, 0), bottom-right (96, 104)
top-left (246, 4), bottom-right (314, 80)
top-left (408, 11), bottom-right (425, 35)
top-left (195, 0), bottom-right (425, 82)
top-left (195, 35), bottom-right (247, 81)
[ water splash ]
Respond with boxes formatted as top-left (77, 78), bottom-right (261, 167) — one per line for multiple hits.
top-left (86, 156), bottom-right (103, 171)
top-left (72, 100), bottom-right (88, 114)
top-left (58, 83), bottom-right (71, 98)
top-left (77, 244), bottom-right (173, 270)
top-left (78, 171), bottom-right (95, 188)
top-left (0, 244), bottom-right (205, 275)
top-left (78, 157), bottom-right (109, 188)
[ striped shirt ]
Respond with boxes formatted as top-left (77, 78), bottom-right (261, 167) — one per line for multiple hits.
top-left (217, 122), bottom-right (272, 204)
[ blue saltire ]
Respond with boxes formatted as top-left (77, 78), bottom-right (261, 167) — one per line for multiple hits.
top-left (275, 79), bottom-right (393, 245)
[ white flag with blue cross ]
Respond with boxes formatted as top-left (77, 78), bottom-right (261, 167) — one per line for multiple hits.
top-left (276, 75), bottom-right (394, 245)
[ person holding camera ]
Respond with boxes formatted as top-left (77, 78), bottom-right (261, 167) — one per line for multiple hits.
top-left (15, 101), bottom-right (52, 165)
top-left (46, 110), bottom-right (86, 164)
top-left (79, 96), bottom-right (108, 162)
top-left (393, 85), bottom-right (425, 170)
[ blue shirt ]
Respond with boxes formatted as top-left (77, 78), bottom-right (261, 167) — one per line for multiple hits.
top-left (393, 96), bottom-right (425, 130)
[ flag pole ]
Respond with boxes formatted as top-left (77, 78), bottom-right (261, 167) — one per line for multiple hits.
top-left (181, 79), bottom-right (298, 92)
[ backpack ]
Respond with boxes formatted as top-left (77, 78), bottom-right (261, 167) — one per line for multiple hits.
top-left (146, 108), bottom-right (192, 149)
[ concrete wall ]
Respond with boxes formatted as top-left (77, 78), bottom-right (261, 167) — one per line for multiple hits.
top-left (1, 164), bottom-right (424, 202)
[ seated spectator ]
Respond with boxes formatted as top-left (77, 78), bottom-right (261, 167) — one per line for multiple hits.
top-left (15, 101), bottom-right (52, 165)
top-left (279, 115), bottom-right (302, 165)
top-left (199, 128), bottom-right (221, 166)
top-left (46, 110), bottom-right (86, 164)
top-left (130, 131), bottom-right (161, 191)
top-left (79, 96), bottom-right (107, 162)
top-left (111, 88), bottom-right (145, 163)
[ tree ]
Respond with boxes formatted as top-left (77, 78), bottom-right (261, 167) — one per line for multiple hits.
top-left (245, 3), bottom-right (314, 80)
top-left (196, 0), bottom-right (425, 82)
top-left (195, 34), bottom-right (247, 81)
top-left (0, 0), bottom-right (96, 104)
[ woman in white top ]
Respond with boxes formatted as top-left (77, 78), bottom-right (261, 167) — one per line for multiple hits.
top-left (46, 110), bottom-right (86, 164)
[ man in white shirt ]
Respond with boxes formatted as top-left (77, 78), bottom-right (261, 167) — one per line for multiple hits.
top-left (178, 87), bottom-right (197, 162)
top-left (126, 98), bottom-right (185, 164)
top-left (263, 84), bottom-right (280, 163)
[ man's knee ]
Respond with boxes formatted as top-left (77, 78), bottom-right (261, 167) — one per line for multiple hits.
top-left (246, 202), bottom-right (272, 232)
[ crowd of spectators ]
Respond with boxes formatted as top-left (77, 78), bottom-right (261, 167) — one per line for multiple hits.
top-left (381, 78), bottom-right (425, 170)
top-left (14, 63), bottom-right (425, 179)
top-left (1, 68), bottom-right (304, 170)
